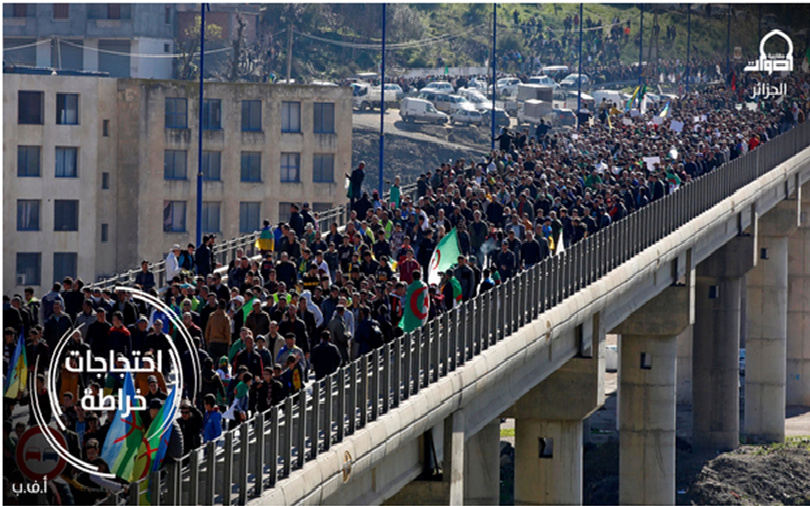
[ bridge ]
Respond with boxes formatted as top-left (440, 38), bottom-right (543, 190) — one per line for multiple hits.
top-left (109, 122), bottom-right (810, 506)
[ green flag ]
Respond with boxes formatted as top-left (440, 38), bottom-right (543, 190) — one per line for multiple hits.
top-left (101, 372), bottom-right (145, 482)
top-left (399, 278), bottom-right (429, 333)
top-left (427, 228), bottom-right (461, 286)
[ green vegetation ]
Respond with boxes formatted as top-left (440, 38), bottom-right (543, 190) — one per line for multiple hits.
top-left (247, 4), bottom-right (804, 82)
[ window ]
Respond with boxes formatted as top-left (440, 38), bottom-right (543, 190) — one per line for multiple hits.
top-left (241, 100), bottom-right (261, 131)
top-left (54, 200), bottom-right (79, 231)
top-left (17, 146), bottom-right (40, 177)
top-left (164, 6), bottom-right (171, 24)
top-left (56, 93), bottom-right (79, 125)
top-left (55, 147), bottom-right (78, 177)
top-left (18, 91), bottom-right (43, 124)
top-left (101, 223), bottom-right (109, 242)
top-left (163, 201), bottom-right (186, 232)
top-left (202, 151), bottom-right (221, 181)
top-left (16, 253), bottom-right (41, 286)
top-left (164, 43), bottom-right (170, 53)
top-left (103, 119), bottom-right (109, 136)
top-left (53, 253), bottom-right (77, 282)
top-left (164, 150), bottom-right (188, 180)
top-left (313, 154), bottom-right (335, 183)
top-left (281, 101), bottom-right (301, 133)
top-left (17, 200), bottom-right (40, 231)
top-left (53, 4), bottom-right (69, 19)
top-left (314, 103), bottom-right (335, 133)
top-left (240, 152), bottom-right (261, 182)
top-left (202, 202), bottom-right (221, 233)
top-left (165, 98), bottom-right (188, 129)
top-left (101, 172), bottom-right (110, 189)
top-left (239, 202), bottom-right (261, 234)
top-left (107, 3), bottom-right (120, 19)
top-left (280, 153), bottom-right (300, 183)
top-left (202, 99), bottom-right (221, 130)
top-left (10, 4), bottom-right (30, 17)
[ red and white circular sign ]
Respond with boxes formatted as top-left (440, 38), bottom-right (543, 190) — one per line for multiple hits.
top-left (15, 426), bottom-right (68, 481)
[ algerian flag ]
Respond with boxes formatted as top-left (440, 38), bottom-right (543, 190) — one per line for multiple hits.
top-left (101, 372), bottom-right (146, 482)
top-left (427, 228), bottom-right (461, 286)
top-left (398, 278), bottom-right (429, 333)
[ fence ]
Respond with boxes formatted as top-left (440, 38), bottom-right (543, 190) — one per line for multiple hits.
top-left (102, 122), bottom-right (810, 505)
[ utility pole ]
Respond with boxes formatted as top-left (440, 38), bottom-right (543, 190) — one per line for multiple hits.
top-left (639, 4), bottom-right (644, 86)
top-left (686, 4), bottom-right (691, 95)
top-left (491, 3), bottom-right (496, 151)
top-left (286, 21), bottom-right (293, 82)
top-left (379, 4), bottom-right (386, 196)
top-left (196, 3), bottom-right (208, 247)
top-left (726, 4), bottom-right (731, 79)
top-left (577, 2), bottom-right (583, 131)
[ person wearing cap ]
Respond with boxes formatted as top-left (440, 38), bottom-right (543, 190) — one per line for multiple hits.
top-left (166, 244), bottom-right (182, 283)
top-left (144, 374), bottom-right (168, 407)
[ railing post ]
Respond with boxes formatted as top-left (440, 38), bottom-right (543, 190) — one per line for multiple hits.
top-left (348, 361), bottom-right (358, 433)
top-left (404, 332), bottom-right (414, 398)
top-left (393, 338), bottom-right (402, 407)
top-left (421, 325), bottom-right (431, 388)
top-left (188, 449), bottom-right (199, 505)
top-left (431, 316), bottom-right (441, 382)
top-left (438, 312), bottom-right (448, 378)
top-left (297, 388), bottom-right (306, 468)
top-left (254, 411), bottom-right (265, 497)
top-left (129, 478), bottom-right (140, 504)
top-left (381, 344), bottom-right (390, 414)
top-left (269, 407), bottom-right (279, 487)
top-left (238, 423), bottom-right (249, 504)
top-left (413, 329), bottom-right (422, 394)
top-left (166, 459), bottom-right (180, 505)
top-left (150, 470), bottom-right (162, 506)
top-left (337, 368), bottom-right (346, 441)
top-left (202, 441), bottom-right (215, 504)
top-left (359, 354), bottom-right (369, 426)
top-left (310, 380), bottom-right (321, 460)
top-left (482, 290), bottom-right (491, 351)
top-left (223, 430), bottom-right (234, 504)
top-left (456, 303), bottom-right (465, 369)
top-left (283, 396), bottom-right (293, 477)
top-left (324, 375), bottom-right (334, 451)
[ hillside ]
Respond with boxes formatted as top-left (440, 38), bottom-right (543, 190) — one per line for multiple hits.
top-left (250, 4), bottom-right (806, 83)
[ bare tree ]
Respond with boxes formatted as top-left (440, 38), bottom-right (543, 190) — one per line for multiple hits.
top-left (175, 15), bottom-right (223, 80)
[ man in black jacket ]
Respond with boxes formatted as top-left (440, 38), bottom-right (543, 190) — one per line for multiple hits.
top-left (309, 330), bottom-right (342, 380)
top-left (454, 256), bottom-right (476, 301)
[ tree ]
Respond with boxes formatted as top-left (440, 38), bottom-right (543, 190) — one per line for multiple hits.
top-left (175, 15), bottom-right (223, 80)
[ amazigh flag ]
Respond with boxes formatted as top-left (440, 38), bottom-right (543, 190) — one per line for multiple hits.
top-left (4, 332), bottom-right (27, 398)
top-left (426, 228), bottom-right (462, 286)
top-left (658, 101), bottom-right (671, 118)
top-left (132, 386), bottom-right (177, 482)
top-left (625, 85), bottom-right (640, 111)
top-left (101, 372), bottom-right (145, 482)
top-left (254, 226), bottom-right (274, 251)
top-left (398, 278), bottom-right (429, 332)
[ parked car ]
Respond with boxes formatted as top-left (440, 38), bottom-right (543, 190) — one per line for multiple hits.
top-left (527, 75), bottom-right (560, 90)
top-left (399, 97), bottom-right (449, 124)
top-left (559, 73), bottom-right (591, 89)
top-left (450, 108), bottom-right (484, 126)
top-left (418, 81), bottom-right (454, 94)
top-left (488, 77), bottom-right (521, 97)
top-left (384, 83), bottom-right (404, 101)
top-left (482, 108), bottom-right (511, 128)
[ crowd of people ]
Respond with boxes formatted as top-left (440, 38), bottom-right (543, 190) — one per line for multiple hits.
top-left (4, 60), bottom-right (809, 503)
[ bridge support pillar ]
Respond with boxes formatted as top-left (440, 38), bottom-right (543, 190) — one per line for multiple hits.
top-left (676, 325), bottom-right (693, 405)
top-left (463, 420), bottom-right (500, 505)
top-left (444, 409), bottom-right (465, 505)
top-left (506, 312), bottom-right (606, 505)
top-left (693, 236), bottom-right (755, 451)
top-left (614, 285), bottom-right (692, 506)
top-left (787, 182), bottom-right (810, 407)
top-left (746, 199), bottom-right (799, 442)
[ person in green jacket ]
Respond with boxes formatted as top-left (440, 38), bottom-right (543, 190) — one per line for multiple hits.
top-left (389, 176), bottom-right (402, 210)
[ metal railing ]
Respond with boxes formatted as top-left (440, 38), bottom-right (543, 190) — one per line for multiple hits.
top-left (89, 182), bottom-right (418, 291)
top-left (103, 122), bottom-right (810, 505)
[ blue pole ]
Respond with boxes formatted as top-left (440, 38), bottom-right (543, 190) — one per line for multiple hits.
top-left (195, 3), bottom-right (206, 247)
top-left (639, 4), bottom-right (644, 85)
top-left (491, 3), bottom-right (496, 151)
top-left (577, 2), bottom-right (582, 131)
top-left (686, 4), bottom-right (691, 94)
top-left (726, 4), bottom-right (731, 79)
top-left (379, 3), bottom-right (385, 196)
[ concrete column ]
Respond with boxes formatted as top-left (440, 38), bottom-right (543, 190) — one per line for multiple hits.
top-left (787, 183), bottom-right (810, 407)
top-left (514, 419), bottom-right (583, 505)
top-left (444, 410), bottom-right (465, 505)
top-left (676, 325), bottom-right (693, 405)
top-left (614, 286), bottom-right (692, 506)
top-left (746, 200), bottom-right (799, 442)
top-left (506, 312), bottom-right (606, 505)
top-left (464, 420), bottom-right (500, 505)
top-left (693, 236), bottom-right (755, 451)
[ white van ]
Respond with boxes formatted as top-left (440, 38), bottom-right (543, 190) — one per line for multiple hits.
top-left (399, 97), bottom-right (449, 124)
top-left (591, 90), bottom-right (625, 110)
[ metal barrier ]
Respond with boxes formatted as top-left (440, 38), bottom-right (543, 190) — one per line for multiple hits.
top-left (102, 122), bottom-right (810, 505)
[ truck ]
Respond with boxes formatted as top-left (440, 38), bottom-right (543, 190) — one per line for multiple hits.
top-left (351, 83), bottom-right (399, 111)
top-left (517, 99), bottom-right (553, 126)
top-left (503, 84), bottom-right (554, 117)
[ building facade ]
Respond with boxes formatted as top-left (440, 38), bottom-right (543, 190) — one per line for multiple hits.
top-left (3, 3), bottom-right (176, 78)
top-left (4, 72), bottom-right (351, 294)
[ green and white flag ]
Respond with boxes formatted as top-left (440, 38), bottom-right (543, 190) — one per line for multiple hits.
top-left (427, 228), bottom-right (461, 286)
top-left (399, 278), bottom-right (429, 333)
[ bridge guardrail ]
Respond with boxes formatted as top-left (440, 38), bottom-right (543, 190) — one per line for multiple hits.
top-left (101, 122), bottom-right (810, 505)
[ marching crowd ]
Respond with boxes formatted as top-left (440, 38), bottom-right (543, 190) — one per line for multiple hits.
top-left (4, 63), bottom-right (809, 503)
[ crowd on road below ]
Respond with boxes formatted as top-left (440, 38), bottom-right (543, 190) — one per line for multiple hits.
top-left (4, 66), bottom-right (808, 504)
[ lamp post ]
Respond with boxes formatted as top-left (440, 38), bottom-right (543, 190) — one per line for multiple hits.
top-left (639, 3), bottom-right (644, 86)
top-left (577, 2), bottom-right (583, 131)
top-left (379, 3), bottom-right (386, 196)
top-left (195, 3), bottom-right (208, 247)
top-left (491, 3), bottom-right (497, 150)
top-left (685, 4), bottom-right (691, 95)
